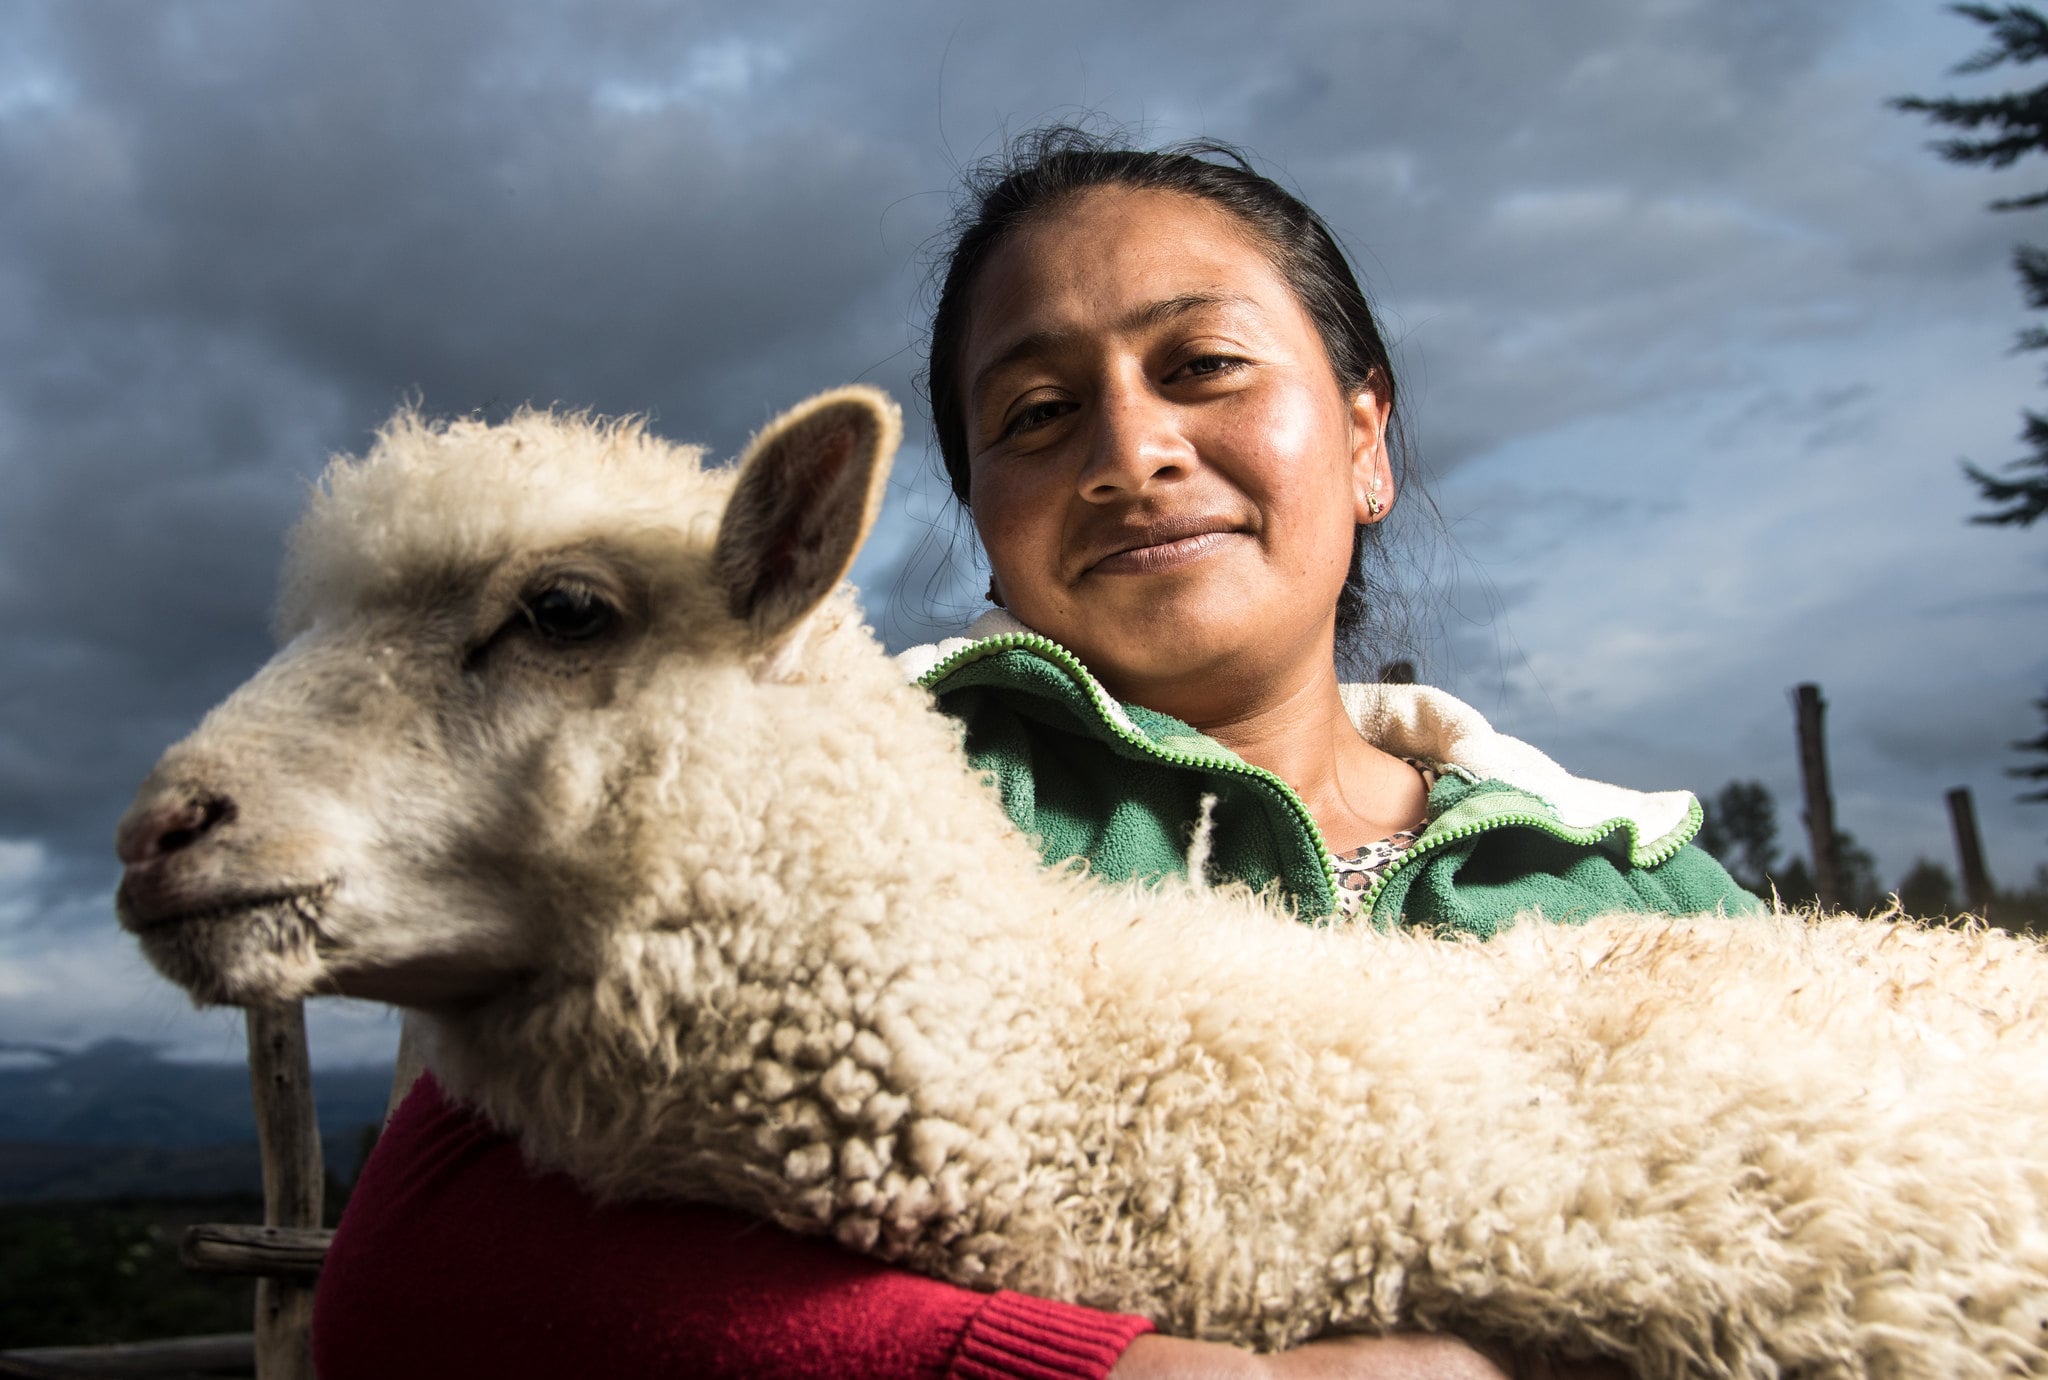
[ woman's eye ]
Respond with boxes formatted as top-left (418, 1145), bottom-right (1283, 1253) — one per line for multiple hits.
top-left (521, 586), bottom-right (617, 643)
top-left (1001, 398), bottom-right (1069, 439)
top-left (1178, 354), bottom-right (1244, 380)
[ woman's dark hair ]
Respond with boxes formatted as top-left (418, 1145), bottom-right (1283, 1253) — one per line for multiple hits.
top-left (922, 124), bottom-right (1412, 660)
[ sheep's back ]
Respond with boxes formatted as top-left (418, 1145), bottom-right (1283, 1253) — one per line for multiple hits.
top-left (984, 901), bottom-right (2048, 1371)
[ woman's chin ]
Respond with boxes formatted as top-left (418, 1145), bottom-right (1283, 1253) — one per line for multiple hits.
top-left (1071, 629), bottom-right (1274, 717)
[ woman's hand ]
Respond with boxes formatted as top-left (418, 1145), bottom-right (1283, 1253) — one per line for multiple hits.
top-left (1108, 1331), bottom-right (1627, 1379)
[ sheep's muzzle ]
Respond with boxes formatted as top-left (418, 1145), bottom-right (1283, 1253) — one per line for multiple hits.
top-left (121, 883), bottom-right (337, 1007)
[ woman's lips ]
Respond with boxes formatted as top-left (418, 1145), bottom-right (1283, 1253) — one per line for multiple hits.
top-left (1085, 528), bottom-right (1239, 575)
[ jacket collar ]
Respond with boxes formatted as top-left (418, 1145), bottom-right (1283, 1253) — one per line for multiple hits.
top-left (896, 609), bottom-right (1700, 861)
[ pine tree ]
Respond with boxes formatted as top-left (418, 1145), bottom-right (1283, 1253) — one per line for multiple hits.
top-left (1770, 833), bottom-right (1885, 915)
top-left (1897, 858), bottom-right (1963, 916)
top-left (1695, 780), bottom-right (1780, 897)
top-left (1895, 5), bottom-right (2048, 812)
top-left (1895, 4), bottom-right (2048, 523)
top-left (2017, 691), bottom-right (2048, 803)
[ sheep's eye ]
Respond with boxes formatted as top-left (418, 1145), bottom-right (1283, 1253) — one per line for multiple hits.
top-left (522, 586), bottom-right (616, 643)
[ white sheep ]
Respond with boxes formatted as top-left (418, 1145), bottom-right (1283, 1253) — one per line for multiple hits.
top-left (115, 387), bottom-right (2048, 1379)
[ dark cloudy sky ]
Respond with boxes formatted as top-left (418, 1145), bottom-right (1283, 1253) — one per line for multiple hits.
top-left (2, 0), bottom-right (2043, 1065)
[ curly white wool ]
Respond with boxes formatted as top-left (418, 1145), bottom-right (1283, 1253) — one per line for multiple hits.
top-left (126, 390), bottom-right (2048, 1379)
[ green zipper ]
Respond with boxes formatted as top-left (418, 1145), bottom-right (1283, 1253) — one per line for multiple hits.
top-left (1354, 792), bottom-right (1705, 921)
top-left (919, 631), bottom-right (1343, 906)
top-left (922, 632), bottom-right (1704, 927)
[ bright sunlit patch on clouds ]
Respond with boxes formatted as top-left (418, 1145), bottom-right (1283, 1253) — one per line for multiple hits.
top-left (591, 37), bottom-right (794, 115)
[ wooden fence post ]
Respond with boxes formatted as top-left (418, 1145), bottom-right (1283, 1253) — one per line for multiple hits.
top-left (388, 1011), bottom-right (430, 1122)
top-left (1793, 684), bottom-right (1843, 913)
top-left (246, 1002), bottom-right (323, 1380)
top-left (1947, 786), bottom-right (1995, 915)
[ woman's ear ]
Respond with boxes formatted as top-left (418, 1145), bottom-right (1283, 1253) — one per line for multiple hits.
top-left (1348, 385), bottom-right (1393, 525)
top-left (713, 386), bottom-right (902, 642)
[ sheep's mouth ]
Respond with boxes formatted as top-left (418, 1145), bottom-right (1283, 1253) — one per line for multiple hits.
top-left (119, 880), bottom-right (337, 935)
top-left (126, 881), bottom-right (341, 1008)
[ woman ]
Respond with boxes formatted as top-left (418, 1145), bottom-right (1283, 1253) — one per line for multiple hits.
top-left (314, 129), bottom-right (1753, 1379)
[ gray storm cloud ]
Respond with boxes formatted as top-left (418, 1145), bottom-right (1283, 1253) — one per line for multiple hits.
top-left (2, 0), bottom-right (2040, 1058)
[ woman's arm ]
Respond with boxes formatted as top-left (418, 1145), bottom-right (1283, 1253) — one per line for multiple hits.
top-left (318, 1078), bottom-right (1622, 1379)
top-left (1113, 1333), bottom-right (1510, 1378)
top-left (313, 1076), bottom-right (1154, 1380)
top-left (1112, 1332), bottom-right (1625, 1378)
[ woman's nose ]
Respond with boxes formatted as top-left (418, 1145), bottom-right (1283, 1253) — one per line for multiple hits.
top-left (1077, 385), bottom-right (1194, 500)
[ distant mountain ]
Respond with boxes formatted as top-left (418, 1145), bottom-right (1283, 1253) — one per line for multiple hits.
top-left (0, 1138), bottom-right (374, 1202)
top-left (0, 1040), bottom-right (395, 1201)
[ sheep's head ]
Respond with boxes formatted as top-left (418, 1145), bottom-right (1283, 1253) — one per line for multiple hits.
top-left (114, 387), bottom-right (900, 1009)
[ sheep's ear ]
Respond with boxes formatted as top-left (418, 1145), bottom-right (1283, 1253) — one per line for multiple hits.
top-left (713, 385), bottom-right (901, 641)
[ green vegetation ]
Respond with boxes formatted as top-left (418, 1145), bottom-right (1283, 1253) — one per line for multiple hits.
top-left (1697, 776), bottom-right (2048, 930)
top-left (1897, 858), bottom-right (1964, 916)
top-left (0, 1196), bottom-right (260, 1349)
top-left (1695, 779), bottom-right (1882, 912)
top-left (0, 1143), bottom-right (371, 1351)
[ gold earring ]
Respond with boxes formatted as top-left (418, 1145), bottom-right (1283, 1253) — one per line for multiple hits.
top-left (1365, 483), bottom-right (1384, 520)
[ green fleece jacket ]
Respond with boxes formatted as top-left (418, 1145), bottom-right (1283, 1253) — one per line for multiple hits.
top-left (899, 614), bottom-right (1760, 936)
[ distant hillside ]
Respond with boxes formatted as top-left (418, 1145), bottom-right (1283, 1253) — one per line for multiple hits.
top-left (0, 1039), bottom-right (394, 1202)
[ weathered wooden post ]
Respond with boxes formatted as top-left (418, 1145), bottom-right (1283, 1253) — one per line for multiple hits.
top-left (388, 1011), bottom-right (431, 1122)
top-left (1793, 684), bottom-right (1843, 913)
top-left (1947, 786), bottom-right (1995, 915)
top-left (246, 1001), bottom-right (323, 1380)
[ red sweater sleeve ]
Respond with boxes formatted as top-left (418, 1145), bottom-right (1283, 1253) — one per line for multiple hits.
top-left (313, 1076), bottom-right (1154, 1380)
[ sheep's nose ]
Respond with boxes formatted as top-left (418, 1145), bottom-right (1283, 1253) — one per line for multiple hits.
top-left (116, 793), bottom-right (237, 866)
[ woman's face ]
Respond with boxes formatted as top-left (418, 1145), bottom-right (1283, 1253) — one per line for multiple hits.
top-left (959, 186), bottom-right (1391, 716)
